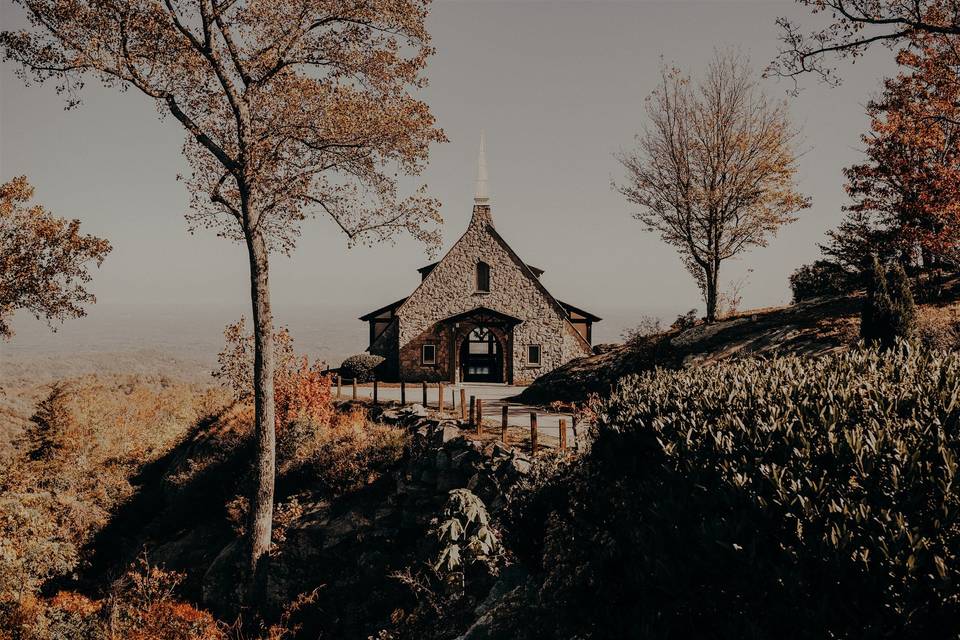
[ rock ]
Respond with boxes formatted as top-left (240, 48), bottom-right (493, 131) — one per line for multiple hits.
top-left (490, 442), bottom-right (511, 459)
top-left (466, 473), bottom-right (480, 490)
top-left (440, 425), bottom-right (462, 443)
top-left (373, 506), bottom-right (397, 525)
top-left (450, 445), bottom-right (482, 469)
top-left (436, 470), bottom-right (459, 492)
top-left (456, 570), bottom-right (534, 640)
top-left (508, 457), bottom-right (532, 475)
top-left (412, 417), bottom-right (435, 432)
top-left (419, 467), bottom-right (437, 485)
top-left (322, 511), bottom-right (371, 549)
top-left (405, 403), bottom-right (429, 418)
top-left (201, 539), bottom-right (244, 613)
top-left (381, 409), bottom-right (403, 423)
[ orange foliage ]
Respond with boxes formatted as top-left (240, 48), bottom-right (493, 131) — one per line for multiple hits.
top-left (845, 32), bottom-right (960, 265)
top-left (0, 176), bottom-right (111, 339)
top-left (1, 561), bottom-right (226, 640)
top-left (274, 357), bottom-right (333, 432)
top-left (215, 319), bottom-right (333, 431)
top-left (48, 591), bottom-right (102, 617)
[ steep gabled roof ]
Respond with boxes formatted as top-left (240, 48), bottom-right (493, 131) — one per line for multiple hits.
top-left (417, 260), bottom-right (544, 278)
top-left (559, 300), bottom-right (602, 322)
top-left (482, 223), bottom-right (594, 352)
top-left (358, 297), bottom-right (408, 321)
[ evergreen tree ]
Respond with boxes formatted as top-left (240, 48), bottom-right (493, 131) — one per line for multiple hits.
top-left (861, 255), bottom-right (890, 346)
top-left (861, 256), bottom-right (917, 348)
top-left (886, 262), bottom-right (918, 342)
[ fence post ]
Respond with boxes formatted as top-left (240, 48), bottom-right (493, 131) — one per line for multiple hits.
top-left (559, 418), bottom-right (567, 450)
top-left (501, 405), bottom-right (509, 444)
top-left (422, 381), bottom-right (428, 407)
top-left (530, 412), bottom-right (538, 454)
top-left (476, 399), bottom-right (483, 435)
top-left (460, 389), bottom-right (467, 421)
top-left (336, 375), bottom-right (341, 400)
top-left (373, 377), bottom-right (379, 405)
top-left (352, 378), bottom-right (357, 401)
top-left (571, 414), bottom-right (579, 451)
top-left (400, 380), bottom-right (406, 406)
top-left (438, 383), bottom-right (445, 414)
top-left (469, 395), bottom-right (476, 428)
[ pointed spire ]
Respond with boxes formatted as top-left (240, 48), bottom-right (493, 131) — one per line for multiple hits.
top-left (474, 131), bottom-right (489, 205)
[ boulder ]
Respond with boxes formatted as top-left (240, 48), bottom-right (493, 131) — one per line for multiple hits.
top-left (201, 539), bottom-right (244, 614)
top-left (321, 510), bottom-right (371, 549)
top-left (440, 425), bottom-right (462, 444)
top-left (405, 403), bottom-right (429, 418)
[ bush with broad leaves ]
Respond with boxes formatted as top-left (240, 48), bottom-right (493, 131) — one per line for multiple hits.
top-left (512, 342), bottom-right (960, 638)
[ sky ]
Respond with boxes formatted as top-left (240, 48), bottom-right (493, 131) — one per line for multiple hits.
top-left (0, 0), bottom-right (897, 357)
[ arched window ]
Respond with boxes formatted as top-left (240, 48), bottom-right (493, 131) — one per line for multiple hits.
top-left (476, 261), bottom-right (490, 292)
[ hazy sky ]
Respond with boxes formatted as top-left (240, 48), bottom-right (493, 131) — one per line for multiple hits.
top-left (1, 0), bottom-right (895, 347)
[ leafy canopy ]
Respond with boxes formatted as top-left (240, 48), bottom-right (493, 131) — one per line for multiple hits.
top-left (1, 0), bottom-right (446, 254)
top-left (0, 176), bottom-right (111, 339)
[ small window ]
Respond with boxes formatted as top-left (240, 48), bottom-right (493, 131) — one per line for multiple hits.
top-left (421, 343), bottom-right (436, 365)
top-left (476, 261), bottom-right (491, 292)
top-left (527, 344), bottom-right (541, 366)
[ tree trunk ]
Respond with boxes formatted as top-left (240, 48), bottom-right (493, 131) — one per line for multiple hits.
top-left (705, 263), bottom-right (719, 323)
top-left (244, 226), bottom-right (276, 606)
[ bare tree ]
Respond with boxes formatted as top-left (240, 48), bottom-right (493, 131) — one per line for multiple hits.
top-left (615, 51), bottom-right (810, 322)
top-left (2, 0), bottom-right (444, 604)
top-left (771, 0), bottom-right (960, 86)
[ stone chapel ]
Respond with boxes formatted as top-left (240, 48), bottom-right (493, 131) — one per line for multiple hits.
top-left (359, 135), bottom-right (600, 384)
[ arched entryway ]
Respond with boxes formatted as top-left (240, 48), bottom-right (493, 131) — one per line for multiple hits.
top-left (459, 326), bottom-right (504, 383)
top-left (439, 306), bottom-right (521, 384)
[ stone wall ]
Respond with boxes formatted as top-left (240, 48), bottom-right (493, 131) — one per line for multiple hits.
top-left (394, 204), bottom-right (590, 383)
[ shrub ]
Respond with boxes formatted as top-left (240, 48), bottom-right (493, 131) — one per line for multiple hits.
top-left (917, 309), bottom-right (960, 351)
top-left (620, 315), bottom-right (663, 346)
top-left (339, 353), bottom-right (385, 383)
top-left (434, 489), bottom-right (501, 582)
top-left (213, 317), bottom-right (297, 400)
top-left (514, 344), bottom-right (960, 638)
top-left (274, 358), bottom-right (333, 431)
top-left (861, 256), bottom-right (917, 347)
top-left (277, 407), bottom-right (407, 495)
top-left (214, 319), bottom-right (333, 430)
top-left (887, 260), bottom-right (918, 340)
top-left (0, 560), bottom-right (225, 640)
top-left (789, 259), bottom-right (854, 302)
top-left (670, 308), bottom-right (698, 331)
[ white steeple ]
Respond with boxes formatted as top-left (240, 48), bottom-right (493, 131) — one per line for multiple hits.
top-left (474, 131), bottom-right (489, 205)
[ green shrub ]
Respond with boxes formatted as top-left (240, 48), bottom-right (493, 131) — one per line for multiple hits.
top-left (887, 260), bottom-right (917, 340)
top-left (338, 353), bottom-right (385, 383)
top-left (434, 489), bottom-right (501, 580)
top-left (861, 257), bottom-right (917, 347)
top-left (789, 259), bottom-right (854, 302)
top-left (513, 344), bottom-right (960, 639)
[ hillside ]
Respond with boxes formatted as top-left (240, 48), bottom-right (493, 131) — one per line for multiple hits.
top-left (520, 280), bottom-right (960, 405)
top-left (6, 285), bottom-right (960, 638)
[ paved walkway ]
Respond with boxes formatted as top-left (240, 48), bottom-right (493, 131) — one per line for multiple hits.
top-left (335, 381), bottom-right (579, 445)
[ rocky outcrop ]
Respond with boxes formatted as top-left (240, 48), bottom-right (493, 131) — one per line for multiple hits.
top-left (201, 404), bottom-right (535, 636)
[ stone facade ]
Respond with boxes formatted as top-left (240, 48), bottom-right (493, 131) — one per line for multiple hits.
top-left (364, 203), bottom-right (597, 384)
